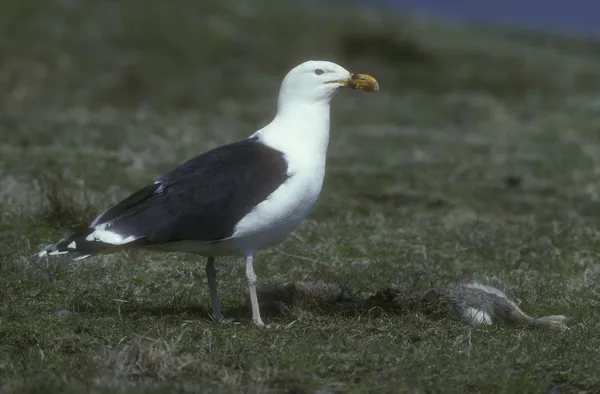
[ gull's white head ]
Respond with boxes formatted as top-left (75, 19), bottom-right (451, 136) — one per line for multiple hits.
top-left (256, 60), bottom-right (378, 156)
top-left (277, 60), bottom-right (379, 107)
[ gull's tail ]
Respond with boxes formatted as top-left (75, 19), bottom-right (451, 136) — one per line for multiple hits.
top-left (38, 230), bottom-right (98, 262)
top-left (37, 226), bottom-right (148, 262)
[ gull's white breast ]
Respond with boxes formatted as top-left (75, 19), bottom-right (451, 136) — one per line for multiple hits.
top-left (229, 153), bottom-right (326, 253)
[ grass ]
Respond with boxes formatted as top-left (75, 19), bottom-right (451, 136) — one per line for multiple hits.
top-left (2, 0), bottom-right (600, 392)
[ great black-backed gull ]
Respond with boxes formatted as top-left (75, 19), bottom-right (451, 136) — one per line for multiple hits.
top-left (38, 60), bottom-right (379, 326)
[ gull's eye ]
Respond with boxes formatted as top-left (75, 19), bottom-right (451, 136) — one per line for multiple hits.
top-left (314, 69), bottom-right (324, 75)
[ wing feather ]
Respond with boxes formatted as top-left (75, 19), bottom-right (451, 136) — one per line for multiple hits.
top-left (87, 138), bottom-right (288, 244)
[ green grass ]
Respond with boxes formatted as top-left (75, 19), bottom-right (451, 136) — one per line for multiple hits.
top-left (2, 0), bottom-right (600, 392)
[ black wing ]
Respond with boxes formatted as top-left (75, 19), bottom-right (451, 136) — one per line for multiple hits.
top-left (89, 137), bottom-right (289, 244)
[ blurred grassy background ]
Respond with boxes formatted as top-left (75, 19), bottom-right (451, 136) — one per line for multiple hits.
top-left (2, 0), bottom-right (600, 393)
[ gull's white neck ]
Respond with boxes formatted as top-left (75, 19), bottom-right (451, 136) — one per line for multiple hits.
top-left (252, 100), bottom-right (331, 165)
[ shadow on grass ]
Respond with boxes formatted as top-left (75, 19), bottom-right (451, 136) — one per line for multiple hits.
top-left (64, 279), bottom-right (572, 332)
top-left (69, 298), bottom-right (215, 321)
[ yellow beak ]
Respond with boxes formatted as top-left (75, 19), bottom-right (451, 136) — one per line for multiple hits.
top-left (330, 73), bottom-right (379, 92)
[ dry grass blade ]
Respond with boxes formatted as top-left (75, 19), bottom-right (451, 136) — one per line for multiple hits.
top-left (35, 173), bottom-right (96, 228)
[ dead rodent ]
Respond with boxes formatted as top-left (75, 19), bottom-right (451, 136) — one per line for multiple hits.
top-left (366, 282), bottom-right (569, 330)
top-left (246, 280), bottom-right (353, 317)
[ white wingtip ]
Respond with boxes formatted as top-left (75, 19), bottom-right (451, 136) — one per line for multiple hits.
top-left (38, 244), bottom-right (70, 258)
top-left (72, 254), bottom-right (91, 261)
top-left (48, 250), bottom-right (69, 256)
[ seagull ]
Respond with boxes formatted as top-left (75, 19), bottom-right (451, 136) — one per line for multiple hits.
top-left (37, 60), bottom-right (379, 326)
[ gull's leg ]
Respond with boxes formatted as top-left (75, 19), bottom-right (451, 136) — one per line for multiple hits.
top-left (244, 253), bottom-right (264, 326)
top-left (205, 256), bottom-right (227, 322)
